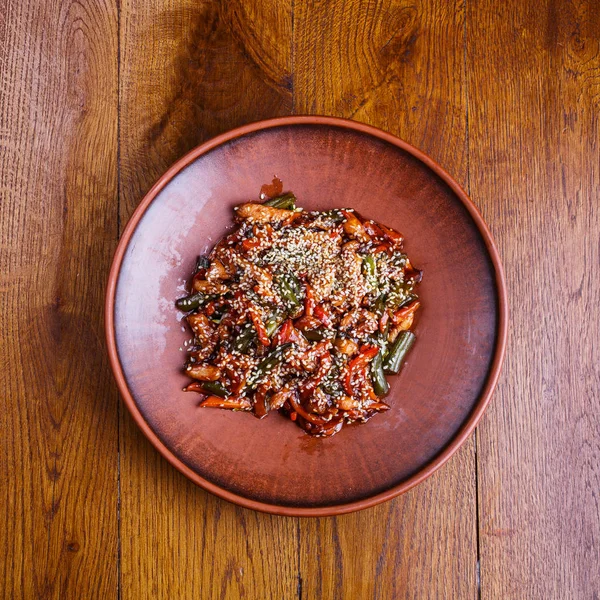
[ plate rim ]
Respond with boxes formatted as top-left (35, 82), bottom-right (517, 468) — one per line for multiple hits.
top-left (105, 115), bottom-right (508, 516)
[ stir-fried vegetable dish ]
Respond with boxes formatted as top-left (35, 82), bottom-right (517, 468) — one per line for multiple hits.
top-left (176, 192), bottom-right (422, 436)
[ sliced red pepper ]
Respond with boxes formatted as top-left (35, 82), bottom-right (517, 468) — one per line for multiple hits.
top-left (199, 396), bottom-right (250, 410)
top-left (272, 319), bottom-right (293, 346)
top-left (314, 304), bottom-right (333, 327)
top-left (242, 237), bottom-right (261, 251)
top-left (304, 283), bottom-right (316, 317)
top-left (253, 384), bottom-right (270, 419)
top-left (183, 382), bottom-right (208, 397)
top-left (391, 300), bottom-right (420, 325)
top-left (344, 345), bottom-right (378, 396)
top-left (293, 316), bottom-right (322, 331)
top-left (359, 344), bottom-right (379, 356)
top-left (368, 401), bottom-right (390, 412)
top-left (249, 307), bottom-right (270, 346)
top-left (289, 391), bottom-right (331, 425)
top-left (273, 319), bottom-right (307, 347)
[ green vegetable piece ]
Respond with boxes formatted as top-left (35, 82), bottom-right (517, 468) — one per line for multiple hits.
top-left (198, 381), bottom-right (230, 398)
top-left (320, 209), bottom-right (345, 223)
top-left (397, 293), bottom-right (418, 309)
top-left (363, 254), bottom-right (377, 279)
top-left (373, 293), bottom-right (387, 316)
top-left (387, 282), bottom-right (414, 311)
top-left (383, 331), bottom-right (416, 375)
top-left (370, 349), bottom-right (390, 396)
top-left (234, 324), bottom-right (256, 353)
top-left (263, 192), bottom-right (296, 210)
top-left (175, 292), bottom-right (205, 312)
top-left (249, 343), bottom-right (291, 387)
top-left (265, 310), bottom-right (285, 337)
top-left (277, 274), bottom-right (301, 308)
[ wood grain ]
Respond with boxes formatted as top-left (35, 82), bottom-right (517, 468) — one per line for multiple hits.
top-left (294, 2), bottom-right (478, 598)
top-left (118, 1), bottom-right (298, 598)
top-left (2, 0), bottom-right (599, 597)
top-left (0, 0), bottom-right (119, 598)
top-left (468, 0), bottom-right (600, 597)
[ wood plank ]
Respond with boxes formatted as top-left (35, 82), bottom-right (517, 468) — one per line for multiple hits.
top-left (467, 1), bottom-right (600, 597)
top-left (117, 2), bottom-right (298, 598)
top-left (293, 1), bottom-right (478, 598)
top-left (0, 0), bottom-right (119, 597)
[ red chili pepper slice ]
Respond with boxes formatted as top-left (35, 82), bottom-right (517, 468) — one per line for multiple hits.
top-left (294, 316), bottom-right (322, 331)
top-left (253, 384), bottom-right (270, 419)
top-left (272, 319), bottom-right (293, 346)
top-left (314, 304), bottom-right (333, 327)
top-left (344, 345), bottom-right (378, 396)
top-left (304, 283), bottom-right (316, 317)
top-left (242, 237), bottom-right (261, 251)
top-left (249, 308), bottom-right (270, 346)
top-left (391, 300), bottom-right (420, 325)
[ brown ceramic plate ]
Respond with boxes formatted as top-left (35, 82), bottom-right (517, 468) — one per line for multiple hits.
top-left (106, 116), bottom-right (507, 516)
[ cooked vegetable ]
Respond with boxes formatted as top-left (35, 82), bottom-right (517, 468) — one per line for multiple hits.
top-left (177, 194), bottom-right (422, 436)
top-left (277, 274), bottom-right (301, 310)
top-left (370, 350), bottom-right (390, 396)
top-left (383, 331), bottom-right (416, 375)
top-left (193, 381), bottom-right (231, 398)
top-left (175, 292), bottom-right (206, 312)
top-left (263, 192), bottom-right (296, 209)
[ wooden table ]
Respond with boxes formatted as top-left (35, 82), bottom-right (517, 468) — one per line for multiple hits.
top-left (2, 0), bottom-right (598, 598)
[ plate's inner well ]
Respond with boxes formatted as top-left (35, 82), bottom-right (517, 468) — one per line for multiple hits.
top-left (114, 124), bottom-right (499, 508)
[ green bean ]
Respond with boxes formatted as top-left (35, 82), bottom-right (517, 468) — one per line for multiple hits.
top-left (197, 381), bottom-right (230, 398)
top-left (277, 274), bottom-right (301, 309)
top-left (397, 293), bottom-right (418, 309)
top-left (321, 365), bottom-right (342, 395)
top-left (321, 209), bottom-right (345, 223)
top-left (363, 254), bottom-right (377, 279)
top-left (248, 344), bottom-right (291, 388)
top-left (265, 310), bottom-right (285, 337)
top-left (391, 252), bottom-right (408, 268)
top-left (263, 192), bottom-right (296, 209)
top-left (387, 282), bottom-right (413, 311)
top-left (383, 331), bottom-right (416, 375)
top-left (370, 350), bottom-right (390, 396)
top-left (234, 324), bottom-right (256, 353)
top-left (175, 292), bottom-right (205, 312)
top-left (373, 293), bottom-right (387, 316)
